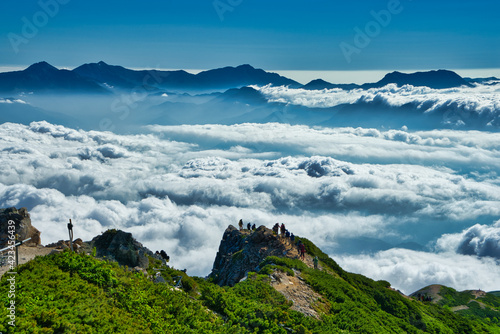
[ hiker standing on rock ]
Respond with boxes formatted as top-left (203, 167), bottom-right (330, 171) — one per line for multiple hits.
top-left (252, 224), bottom-right (256, 231)
top-left (298, 241), bottom-right (306, 260)
top-left (285, 230), bottom-right (290, 245)
top-left (313, 256), bottom-right (318, 269)
top-left (247, 223), bottom-right (251, 230)
top-left (238, 219), bottom-right (243, 230)
top-left (272, 223), bottom-right (279, 235)
top-left (280, 223), bottom-right (286, 238)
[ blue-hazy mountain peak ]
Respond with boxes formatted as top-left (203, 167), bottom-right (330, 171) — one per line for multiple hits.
top-left (25, 61), bottom-right (59, 73)
top-left (302, 79), bottom-right (360, 91)
top-left (373, 69), bottom-right (471, 89)
top-left (0, 61), bottom-right (108, 94)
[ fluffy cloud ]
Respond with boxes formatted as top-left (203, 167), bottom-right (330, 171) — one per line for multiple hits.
top-left (0, 98), bottom-right (27, 104)
top-left (1, 121), bottom-right (499, 292)
top-left (148, 123), bottom-right (500, 172)
top-left (337, 249), bottom-right (500, 295)
top-left (253, 83), bottom-right (500, 128)
top-left (254, 83), bottom-right (500, 115)
top-left (436, 220), bottom-right (500, 259)
top-left (2, 121), bottom-right (500, 228)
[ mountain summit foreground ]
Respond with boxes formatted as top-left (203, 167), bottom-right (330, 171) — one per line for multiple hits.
top-left (0, 217), bottom-right (499, 333)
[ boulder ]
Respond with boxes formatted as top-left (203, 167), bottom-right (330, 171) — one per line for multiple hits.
top-left (89, 229), bottom-right (156, 269)
top-left (0, 207), bottom-right (41, 247)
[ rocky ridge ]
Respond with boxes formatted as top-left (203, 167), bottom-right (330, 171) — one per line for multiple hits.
top-left (210, 225), bottom-right (289, 286)
top-left (209, 224), bottom-right (329, 317)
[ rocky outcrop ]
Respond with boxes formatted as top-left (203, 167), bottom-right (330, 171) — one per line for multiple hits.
top-left (209, 225), bottom-right (290, 286)
top-left (0, 207), bottom-right (41, 247)
top-left (89, 229), bottom-right (156, 268)
top-left (209, 225), bottom-right (330, 318)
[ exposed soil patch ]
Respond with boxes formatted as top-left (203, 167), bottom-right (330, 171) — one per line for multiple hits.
top-left (270, 270), bottom-right (327, 319)
top-left (0, 245), bottom-right (59, 277)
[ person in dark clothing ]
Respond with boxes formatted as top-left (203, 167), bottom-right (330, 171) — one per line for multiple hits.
top-left (238, 219), bottom-right (243, 230)
top-left (160, 250), bottom-right (170, 262)
top-left (298, 242), bottom-right (306, 260)
top-left (247, 223), bottom-right (251, 230)
top-left (290, 233), bottom-right (295, 244)
top-left (272, 223), bottom-right (279, 235)
top-left (280, 223), bottom-right (286, 237)
top-left (252, 224), bottom-right (256, 230)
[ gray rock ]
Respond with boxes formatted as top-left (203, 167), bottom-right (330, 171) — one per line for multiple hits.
top-left (89, 229), bottom-right (157, 269)
top-left (0, 207), bottom-right (41, 247)
top-left (154, 276), bottom-right (166, 284)
top-left (209, 225), bottom-right (288, 286)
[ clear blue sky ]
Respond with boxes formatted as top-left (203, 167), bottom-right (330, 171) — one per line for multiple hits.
top-left (0, 0), bottom-right (499, 71)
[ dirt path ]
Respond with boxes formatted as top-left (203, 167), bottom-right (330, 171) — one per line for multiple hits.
top-left (270, 270), bottom-right (325, 319)
top-left (267, 236), bottom-right (330, 318)
top-left (451, 305), bottom-right (469, 312)
top-left (0, 245), bottom-right (58, 277)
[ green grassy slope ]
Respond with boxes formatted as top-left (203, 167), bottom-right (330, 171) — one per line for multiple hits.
top-left (0, 240), bottom-right (499, 333)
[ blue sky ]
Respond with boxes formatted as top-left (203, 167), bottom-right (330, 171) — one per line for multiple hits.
top-left (1, 0), bottom-right (499, 72)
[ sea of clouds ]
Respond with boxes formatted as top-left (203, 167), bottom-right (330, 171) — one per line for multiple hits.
top-left (1, 121), bottom-right (499, 294)
top-left (255, 82), bottom-right (500, 112)
top-left (254, 82), bottom-right (500, 128)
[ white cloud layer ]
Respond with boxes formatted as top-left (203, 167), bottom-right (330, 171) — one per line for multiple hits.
top-left (1, 121), bottom-right (499, 292)
top-left (255, 83), bottom-right (500, 113)
top-left (337, 249), bottom-right (500, 295)
top-left (436, 220), bottom-right (500, 259)
top-left (254, 83), bottom-right (500, 127)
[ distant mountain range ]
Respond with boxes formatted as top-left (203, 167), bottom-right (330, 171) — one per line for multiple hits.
top-left (0, 62), bottom-right (107, 94)
top-left (0, 61), bottom-right (491, 95)
top-left (1, 62), bottom-right (498, 131)
top-left (0, 61), bottom-right (300, 94)
top-left (302, 69), bottom-right (476, 90)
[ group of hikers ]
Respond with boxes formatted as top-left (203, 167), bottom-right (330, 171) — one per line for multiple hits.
top-left (238, 219), bottom-right (319, 269)
top-left (416, 294), bottom-right (432, 302)
top-left (271, 222), bottom-right (295, 243)
top-left (239, 219), bottom-right (257, 231)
